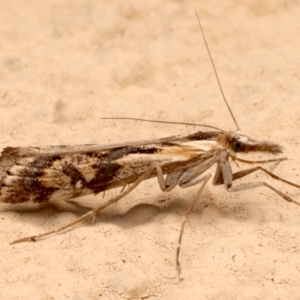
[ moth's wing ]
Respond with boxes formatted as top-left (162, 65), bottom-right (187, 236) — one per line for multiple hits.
top-left (1, 134), bottom-right (185, 158)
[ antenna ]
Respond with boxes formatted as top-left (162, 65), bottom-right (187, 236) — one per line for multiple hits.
top-left (100, 117), bottom-right (227, 133)
top-left (195, 11), bottom-right (241, 131)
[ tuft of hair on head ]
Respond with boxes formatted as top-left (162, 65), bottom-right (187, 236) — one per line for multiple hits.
top-left (245, 141), bottom-right (283, 154)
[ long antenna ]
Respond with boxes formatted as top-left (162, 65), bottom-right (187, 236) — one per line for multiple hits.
top-left (195, 11), bottom-right (241, 131)
top-left (100, 117), bottom-right (227, 133)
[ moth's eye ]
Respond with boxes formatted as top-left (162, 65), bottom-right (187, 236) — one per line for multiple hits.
top-left (232, 140), bottom-right (244, 152)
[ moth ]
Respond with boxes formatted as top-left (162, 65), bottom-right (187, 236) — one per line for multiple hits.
top-left (2, 13), bottom-right (300, 279)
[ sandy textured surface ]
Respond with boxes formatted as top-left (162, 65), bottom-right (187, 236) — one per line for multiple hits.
top-left (1, 1), bottom-right (300, 299)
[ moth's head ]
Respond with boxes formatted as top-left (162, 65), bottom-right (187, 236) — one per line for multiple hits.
top-left (226, 131), bottom-right (283, 155)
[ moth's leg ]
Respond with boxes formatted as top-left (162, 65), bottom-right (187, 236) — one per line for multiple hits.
top-left (156, 163), bottom-right (214, 279)
top-left (10, 165), bottom-right (155, 244)
top-left (156, 165), bottom-right (210, 191)
top-left (232, 166), bottom-right (300, 188)
top-left (179, 173), bottom-right (211, 188)
top-left (176, 173), bottom-right (211, 281)
top-left (234, 157), bottom-right (287, 165)
top-left (65, 200), bottom-right (98, 210)
top-left (227, 182), bottom-right (300, 205)
top-left (156, 155), bottom-right (217, 192)
top-left (225, 166), bottom-right (300, 206)
top-left (212, 151), bottom-right (233, 188)
top-left (156, 164), bottom-right (182, 192)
